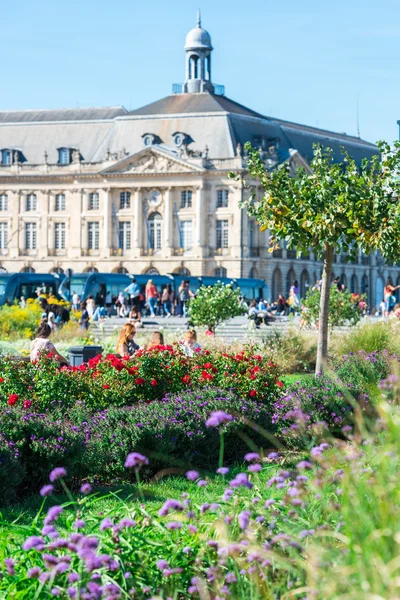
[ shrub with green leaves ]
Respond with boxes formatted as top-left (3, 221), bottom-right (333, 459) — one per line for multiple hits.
top-left (188, 283), bottom-right (246, 332)
top-left (301, 286), bottom-right (366, 328)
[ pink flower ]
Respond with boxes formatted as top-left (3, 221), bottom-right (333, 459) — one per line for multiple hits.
top-left (23, 400), bottom-right (32, 409)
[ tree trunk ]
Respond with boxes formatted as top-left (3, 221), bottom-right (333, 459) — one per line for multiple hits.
top-left (315, 244), bottom-right (334, 375)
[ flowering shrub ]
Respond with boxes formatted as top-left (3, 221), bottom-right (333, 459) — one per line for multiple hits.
top-left (0, 347), bottom-right (283, 411)
top-left (0, 388), bottom-right (274, 499)
top-left (301, 286), bottom-right (366, 328)
top-left (188, 283), bottom-right (246, 332)
top-left (0, 300), bottom-right (43, 340)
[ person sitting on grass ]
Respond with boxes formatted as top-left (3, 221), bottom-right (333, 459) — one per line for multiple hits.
top-left (30, 323), bottom-right (69, 365)
top-left (181, 329), bottom-right (202, 357)
top-left (146, 331), bottom-right (164, 350)
top-left (116, 323), bottom-right (140, 358)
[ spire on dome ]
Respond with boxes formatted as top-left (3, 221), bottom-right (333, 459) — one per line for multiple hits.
top-left (197, 9), bottom-right (201, 27)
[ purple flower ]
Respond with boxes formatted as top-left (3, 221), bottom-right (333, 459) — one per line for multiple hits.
top-left (183, 546), bottom-right (192, 554)
top-left (40, 484), bottom-right (54, 497)
top-left (225, 572), bottom-right (237, 583)
top-left (264, 499), bottom-right (275, 508)
top-left (44, 505), bottom-right (63, 526)
top-left (186, 470), bottom-right (199, 481)
top-left (119, 518), bottom-right (136, 528)
top-left (124, 452), bottom-right (149, 468)
top-left (268, 452), bottom-right (279, 459)
top-left (206, 411), bottom-right (233, 428)
top-left (27, 567), bottom-right (41, 579)
top-left (238, 510), bottom-right (251, 530)
top-left (74, 519), bottom-right (86, 529)
top-left (229, 473), bottom-right (253, 489)
top-left (248, 464), bottom-right (262, 472)
top-left (68, 572), bottom-right (80, 583)
top-left (216, 467), bottom-right (229, 475)
top-left (4, 558), bottom-right (15, 575)
top-left (166, 521), bottom-right (182, 530)
top-left (80, 483), bottom-right (92, 495)
top-left (159, 499), bottom-right (184, 516)
top-left (244, 452), bottom-right (260, 462)
top-left (22, 536), bottom-right (45, 550)
top-left (49, 467), bottom-right (67, 482)
top-left (156, 559), bottom-right (169, 571)
top-left (297, 461), bottom-right (312, 470)
top-left (100, 518), bottom-right (113, 531)
top-left (197, 479), bottom-right (207, 487)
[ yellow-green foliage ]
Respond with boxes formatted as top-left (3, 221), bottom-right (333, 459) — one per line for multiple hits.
top-left (332, 320), bottom-right (400, 356)
top-left (0, 300), bottom-right (42, 340)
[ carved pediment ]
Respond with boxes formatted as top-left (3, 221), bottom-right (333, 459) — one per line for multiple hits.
top-left (101, 148), bottom-right (204, 175)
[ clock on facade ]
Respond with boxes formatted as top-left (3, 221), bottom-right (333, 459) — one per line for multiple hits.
top-left (149, 190), bottom-right (161, 204)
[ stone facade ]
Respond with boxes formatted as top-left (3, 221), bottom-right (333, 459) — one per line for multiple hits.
top-left (0, 14), bottom-right (395, 307)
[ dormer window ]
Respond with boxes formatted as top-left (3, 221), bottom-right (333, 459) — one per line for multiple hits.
top-left (58, 148), bottom-right (72, 165)
top-left (173, 132), bottom-right (186, 148)
top-left (1, 149), bottom-right (12, 165)
top-left (143, 134), bottom-right (155, 147)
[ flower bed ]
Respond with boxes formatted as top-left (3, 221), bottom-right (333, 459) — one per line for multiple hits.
top-left (0, 346), bottom-right (283, 411)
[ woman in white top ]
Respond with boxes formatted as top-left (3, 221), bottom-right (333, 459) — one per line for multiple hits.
top-left (30, 323), bottom-right (69, 365)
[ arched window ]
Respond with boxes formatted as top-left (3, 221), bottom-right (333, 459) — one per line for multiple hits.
top-left (55, 194), bottom-right (65, 211)
top-left (148, 212), bottom-right (162, 250)
top-left (50, 267), bottom-right (64, 274)
top-left (272, 267), bottom-right (282, 301)
top-left (206, 55), bottom-right (211, 81)
top-left (376, 276), bottom-right (384, 307)
top-left (361, 273), bottom-right (368, 294)
top-left (300, 269), bottom-right (310, 297)
top-left (20, 266), bottom-right (35, 273)
top-left (112, 266), bottom-right (129, 274)
top-left (286, 268), bottom-right (296, 297)
top-left (26, 194), bottom-right (37, 211)
top-left (350, 274), bottom-right (358, 293)
top-left (341, 273), bottom-right (348, 289)
top-left (249, 266), bottom-right (258, 279)
top-left (214, 267), bottom-right (227, 278)
top-left (143, 267), bottom-right (160, 275)
top-left (174, 267), bottom-right (191, 276)
top-left (83, 266), bottom-right (98, 273)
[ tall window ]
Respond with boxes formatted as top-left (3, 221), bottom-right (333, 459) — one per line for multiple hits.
top-left (25, 223), bottom-right (37, 250)
top-left (55, 194), bottom-right (65, 211)
top-left (0, 223), bottom-right (8, 249)
top-left (216, 219), bottom-right (229, 249)
top-left (181, 220), bottom-right (193, 250)
top-left (54, 223), bottom-right (66, 250)
top-left (148, 212), bottom-right (162, 250)
top-left (88, 193), bottom-right (99, 210)
top-left (0, 194), bottom-right (8, 211)
top-left (181, 190), bottom-right (192, 208)
top-left (120, 191), bottom-right (131, 209)
top-left (58, 148), bottom-right (71, 165)
top-left (87, 222), bottom-right (99, 250)
top-left (1, 150), bottom-right (11, 165)
top-left (118, 221), bottom-right (131, 250)
top-left (26, 194), bottom-right (37, 212)
top-left (217, 189), bottom-right (229, 208)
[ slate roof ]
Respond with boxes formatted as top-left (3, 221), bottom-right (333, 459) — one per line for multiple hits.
top-left (0, 93), bottom-right (377, 165)
top-left (0, 106), bottom-right (128, 124)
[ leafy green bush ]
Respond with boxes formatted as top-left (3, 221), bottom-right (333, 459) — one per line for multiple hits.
top-left (335, 320), bottom-right (397, 355)
top-left (333, 350), bottom-right (389, 399)
top-left (188, 283), bottom-right (246, 331)
top-left (0, 436), bottom-right (25, 505)
top-left (301, 286), bottom-right (366, 328)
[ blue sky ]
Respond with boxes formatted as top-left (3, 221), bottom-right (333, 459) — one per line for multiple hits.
top-left (1, 0), bottom-right (399, 143)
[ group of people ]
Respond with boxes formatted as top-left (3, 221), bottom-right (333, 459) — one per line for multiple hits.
top-left (248, 280), bottom-right (301, 326)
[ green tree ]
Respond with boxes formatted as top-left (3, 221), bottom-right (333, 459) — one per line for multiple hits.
top-left (188, 283), bottom-right (246, 332)
top-left (233, 141), bottom-right (400, 373)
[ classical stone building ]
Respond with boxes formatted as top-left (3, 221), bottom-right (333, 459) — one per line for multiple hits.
top-left (0, 14), bottom-right (393, 306)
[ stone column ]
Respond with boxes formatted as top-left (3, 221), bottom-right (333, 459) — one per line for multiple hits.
top-left (103, 188), bottom-right (111, 257)
top-left (69, 189), bottom-right (83, 259)
top-left (9, 190), bottom-right (19, 259)
top-left (164, 188), bottom-right (172, 252)
top-left (195, 186), bottom-right (204, 249)
top-left (133, 189), bottom-right (141, 251)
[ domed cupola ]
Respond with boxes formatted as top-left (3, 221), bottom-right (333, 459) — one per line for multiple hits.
top-left (183, 11), bottom-right (214, 94)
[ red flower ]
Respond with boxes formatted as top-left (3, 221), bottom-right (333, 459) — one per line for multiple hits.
top-left (0, 377), bottom-right (4, 383)
top-left (127, 367), bottom-right (139, 375)
top-left (7, 393), bottom-right (18, 406)
top-left (205, 330), bottom-right (214, 336)
top-left (181, 374), bottom-right (191, 384)
top-left (203, 362), bottom-right (212, 369)
top-left (276, 381), bottom-right (284, 388)
top-left (249, 389), bottom-right (257, 397)
top-left (135, 377), bottom-right (145, 385)
top-left (250, 374), bottom-right (256, 380)
top-left (151, 379), bottom-right (157, 387)
top-left (103, 384), bottom-right (110, 389)
top-left (23, 399), bottom-right (32, 409)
